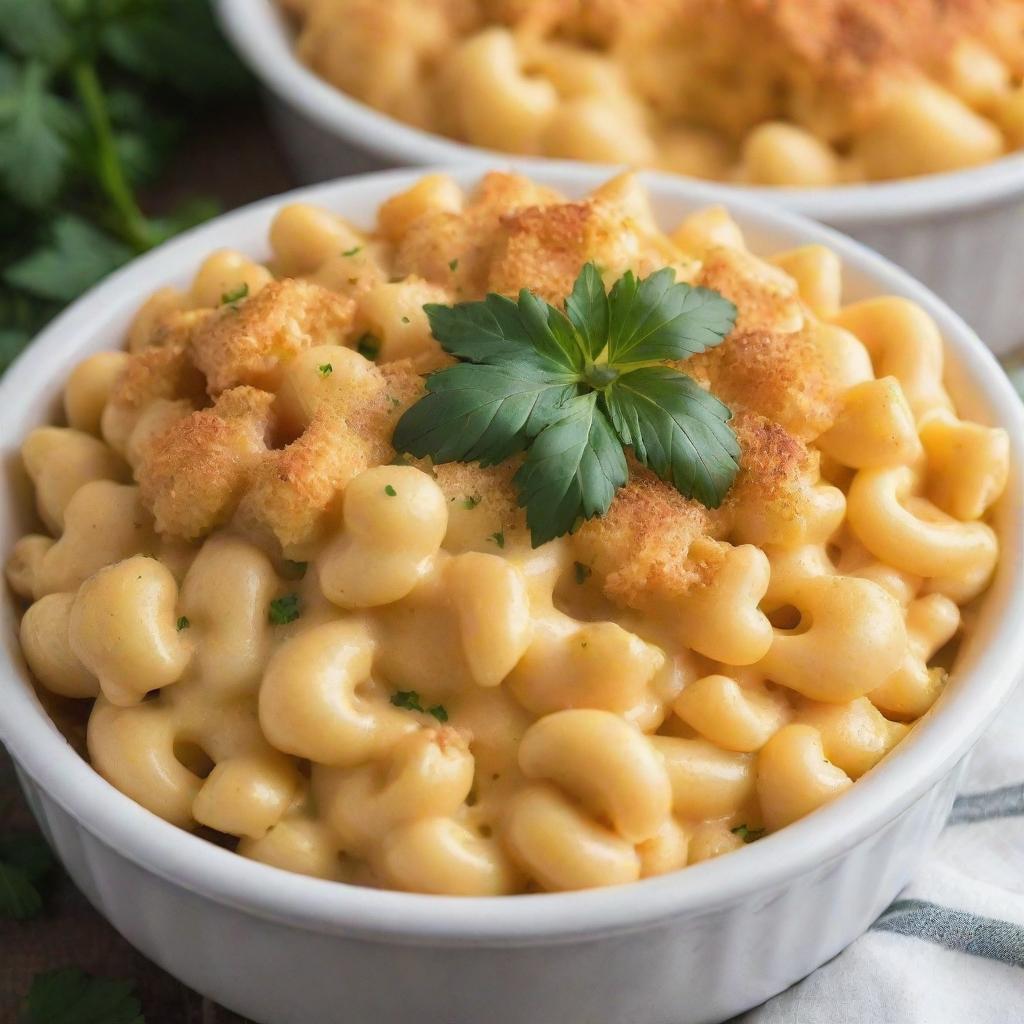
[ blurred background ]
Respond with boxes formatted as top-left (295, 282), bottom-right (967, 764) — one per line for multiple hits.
top-left (0, 2), bottom-right (287, 1020)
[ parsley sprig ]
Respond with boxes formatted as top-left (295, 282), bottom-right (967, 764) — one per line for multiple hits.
top-left (0, 832), bottom-right (55, 920)
top-left (0, 0), bottom-right (252, 374)
top-left (394, 264), bottom-right (739, 546)
top-left (21, 968), bottom-right (145, 1024)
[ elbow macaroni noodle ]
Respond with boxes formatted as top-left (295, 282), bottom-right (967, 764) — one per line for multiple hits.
top-left (6, 170), bottom-right (1008, 894)
top-left (280, 0), bottom-right (1024, 185)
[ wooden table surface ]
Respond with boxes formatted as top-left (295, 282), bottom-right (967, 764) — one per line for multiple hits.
top-left (0, 106), bottom-right (296, 1023)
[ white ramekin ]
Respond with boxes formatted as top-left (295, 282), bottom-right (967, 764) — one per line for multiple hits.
top-left (1, 165), bottom-right (1022, 1024)
top-left (215, 0), bottom-right (1024, 358)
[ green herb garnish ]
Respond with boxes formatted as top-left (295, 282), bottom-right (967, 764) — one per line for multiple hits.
top-left (317, 362), bottom-right (333, 377)
top-left (0, 834), bottom-right (54, 920)
top-left (731, 824), bottom-right (765, 843)
top-left (268, 593), bottom-right (301, 625)
top-left (342, 245), bottom-right (362, 257)
top-left (490, 531), bottom-right (505, 549)
top-left (220, 282), bottom-right (249, 306)
top-left (401, 315), bottom-right (411, 324)
top-left (448, 258), bottom-right (459, 272)
top-left (175, 615), bottom-right (190, 631)
top-left (21, 967), bottom-right (145, 1024)
top-left (390, 690), bottom-right (448, 722)
top-left (384, 484), bottom-right (397, 496)
top-left (393, 263), bottom-right (738, 546)
top-left (0, 0), bottom-right (251, 374)
top-left (356, 332), bottom-right (380, 360)
top-left (461, 495), bottom-right (481, 510)
top-left (573, 561), bottom-right (591, 584)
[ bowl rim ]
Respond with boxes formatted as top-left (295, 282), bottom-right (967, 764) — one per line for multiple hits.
top-left (1, 163), bottom-right (1022, 946)
top-left (215, 0), bottom-right (1024, 225)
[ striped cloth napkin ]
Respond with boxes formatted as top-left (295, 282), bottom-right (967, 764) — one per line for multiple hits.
top-left (739, 683), bottom-right (1024, 1023)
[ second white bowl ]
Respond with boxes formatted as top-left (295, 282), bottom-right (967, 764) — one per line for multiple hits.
top-left (215, 0), bottom-right (1024, 358)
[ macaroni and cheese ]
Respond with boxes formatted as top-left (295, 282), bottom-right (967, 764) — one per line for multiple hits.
top-left (6, 171), bottom-right (1008, 894)
top-left (279, 0), bottom-right (1024, 185)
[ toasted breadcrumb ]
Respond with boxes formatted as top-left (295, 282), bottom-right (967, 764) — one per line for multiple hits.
top-left (394, 172), bottom-right (562, 294)
top-left (238, 361), bottom-right (424, 547)
top-left (190, 279), bottom-right (355, 395)
top-left (697, 246), bottom-right (804, 335)
top-left (685, 328), bottom-right (839, 440)
top-left (137, 387), bottom-right (274, 539)
top-left (573, 462), bottom-right (722, 608)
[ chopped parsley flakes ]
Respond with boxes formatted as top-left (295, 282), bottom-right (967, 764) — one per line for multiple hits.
top-left (384, 484), bottom-right (397, 496)
top-left (448, 258), bottom-right (459, 272)
top-left (489, 531), bottom-right (505, 549)
top-left (176, 615), bottom-right (190, 631)
top-left (317, 363), bottom-right (333, 377)
top-left (268, 593), bottom-right (301, 625)
top-left (731, 824), bottom-right (765, 843)
top-left (342, 245), bottom-right (362, 257)
top-left (390, 690), bottom-right (448, 722)
top-left (461, 495), bottom-right (481, 510)
top-left (220, 282), bottom-right (249, 306)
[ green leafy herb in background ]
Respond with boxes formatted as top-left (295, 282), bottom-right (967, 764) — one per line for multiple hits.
top-left (0, 832), bottom-right (55, 919)
top-left (0, 0), bottom-right (253, 374)
top-left (21, 967), bottom-right (145, 1024)
top-left (393, 263), bottom-right (739, 546)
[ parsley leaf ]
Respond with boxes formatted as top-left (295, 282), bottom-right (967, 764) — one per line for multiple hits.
top-left (425, 292), bottom-right (584, 374)
top-left (268, 593), bottom-right (301, 625)
top-left (0, 833), bottom-right (54, 920)
top-left (390, 690), bottom-right (448, 722)
top-left (393, 363), bottom-right (578, 468)
top-left (607, 268), bottom-right (737, 364)
top-left (565, 262), bottom-right (609, 359)
top-left (220, 282), bottom-right (249, 306)
top-left (22, 967), bottom-right (145, 1024)
top-left (604, 366), bottom-right (740, 509)
top-left (514, 392), bottom-right (628, 546)
top-left (5, 216), bottom-right (131, 302)
top-left (0, 61), bottom-right (78, 209)
top-left (175, 615), bottom-right (189, 631)
top-left (395, 262), bottom-right (737, 545)
top-left (731, 824), bottom-right (765, 843)
top-left (99, 0), bottom-right (251, 100)
top-left (0, 0), bottom-right (70, 64)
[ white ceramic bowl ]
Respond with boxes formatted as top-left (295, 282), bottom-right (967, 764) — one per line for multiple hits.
top-left (1, 165), bottom-right (1022, 1024)
top-left (215, 0), bottom-right (1024, 358)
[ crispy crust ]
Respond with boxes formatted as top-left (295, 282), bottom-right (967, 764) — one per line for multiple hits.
top-left (573, 462), bottom-right (721, 607)
top-left (137, 387), bottom-right (275, 539)
top-left (237, 361), bottom-right (425, 548)
top-left (190, 279), bottom-right (355, 395)
top-left (686, 327), bottom-right (839, 440)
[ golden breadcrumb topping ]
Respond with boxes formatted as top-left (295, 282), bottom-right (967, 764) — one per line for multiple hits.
top-left (108, 171), bottom-right (843, 609)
